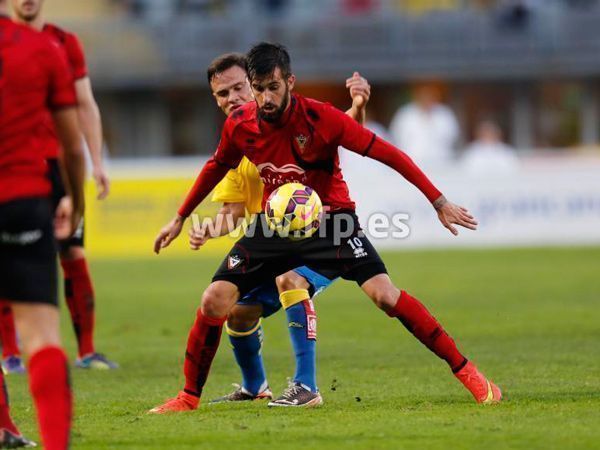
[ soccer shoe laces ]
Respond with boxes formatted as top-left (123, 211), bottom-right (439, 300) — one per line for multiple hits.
top-left (280, 382), bottom-right (303, 400)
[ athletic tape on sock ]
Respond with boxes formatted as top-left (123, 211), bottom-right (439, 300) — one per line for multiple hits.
top-left (225, 319), bottom-right (262, 337)
top-left (279, 289), bottom-right (309, 309)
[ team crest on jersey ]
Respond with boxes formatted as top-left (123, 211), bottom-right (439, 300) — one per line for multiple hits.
top-left (228, 254), bottom-right (243, 270)
top-left (295, 134), bottom-right (309, 150)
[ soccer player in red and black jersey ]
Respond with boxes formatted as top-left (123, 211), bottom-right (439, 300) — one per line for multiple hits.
top-left (153, 42), bottom-right (502, 407)
top-left (0, 0), bottom-right (86, 446)
top-left (0, 0), bottom-right (117, 372)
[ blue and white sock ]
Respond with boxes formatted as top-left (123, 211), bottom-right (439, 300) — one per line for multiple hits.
top-left (280, 289), bottom-right (318, 392)
top-left (227, 320), bottom-right (268, 395)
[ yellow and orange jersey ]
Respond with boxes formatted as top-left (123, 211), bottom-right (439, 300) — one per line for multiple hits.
top-left (211, 156), bottom-right (263, 214)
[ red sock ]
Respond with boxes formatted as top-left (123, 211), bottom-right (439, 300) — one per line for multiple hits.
top-left (61, 258), bottom-right (95, 357)
top-left (183, 309), bottom-right (226, 397)
top-left (0, 302), bottom-right (19, 358)
top-left (28, 346), bottom-right (72, 450)
top-left (387, 291), bottom-right (467, 372)
top-left (0, 370), bottom-right (19, 435)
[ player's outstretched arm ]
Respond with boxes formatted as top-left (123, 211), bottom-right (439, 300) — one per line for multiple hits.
top-left (332, 106), bottom-right (478, 235)
top-left (52, 107), bottom-right (86, 234)
top-left (433, 196), bottom-right (478, 236)
top-left (154, 157), bottom-right (233, 254)
top-left (345, 72), bottom-right (370, 125)
top-left (76, 77), bottom-right (109, 199)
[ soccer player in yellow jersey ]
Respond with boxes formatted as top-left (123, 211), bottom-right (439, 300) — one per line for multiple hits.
top-left (150, 53), bottom-right (369, 411)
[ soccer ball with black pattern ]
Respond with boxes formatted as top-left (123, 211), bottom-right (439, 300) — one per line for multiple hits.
top-left (265, 182), bottom-right (323, 240)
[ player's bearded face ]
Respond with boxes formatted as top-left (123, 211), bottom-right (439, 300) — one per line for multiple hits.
top-left (252, 68), bottom-right (295, 123)
top-left (13, 0), bottom-right (43, 21)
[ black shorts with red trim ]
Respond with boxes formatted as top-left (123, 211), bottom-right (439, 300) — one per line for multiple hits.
top-left (212, 211), bottom-right (387, 297)
top-left (47, 158), bottom-right (85, 249)
top-left (0, 197), bottom-right (58, 305)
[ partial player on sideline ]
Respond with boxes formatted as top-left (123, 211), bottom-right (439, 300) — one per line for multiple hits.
top-left (0, 0), bottom-right (117, 373)
top-left (0, 3), bottom-right (86, 447)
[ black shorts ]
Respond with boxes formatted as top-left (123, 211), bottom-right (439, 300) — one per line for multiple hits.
top-left (47, 158), bottom-right (85, 250)
top-left (0, 197), bottom-right (58, 305)
top-left (212, 211), bottom-right (387, 297)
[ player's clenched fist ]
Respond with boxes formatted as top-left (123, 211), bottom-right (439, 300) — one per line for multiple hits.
top-left (188, 223), bottom-right (209, 250)
top-left (346, 71), bottom-right (370, 108)
top-left (154, 215), bottom-right (184, 254)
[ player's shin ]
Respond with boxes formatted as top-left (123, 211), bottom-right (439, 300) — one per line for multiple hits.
top-left (0, 369), bottom-right (20, 435)
top-left (387, 291), bottom-right (467, 373)
top-left (226, 320), bottom-right (269, 395)
top-left (28, 346), bottom-right (72, 450)
top-left (0, 302), bottom-right (20, 359)
top-left (280, 289), bottom-right (318, 392)
top-left (183, 309), bottom-right (227, 400)
top-left (60, 257), bottom-right (96, 357)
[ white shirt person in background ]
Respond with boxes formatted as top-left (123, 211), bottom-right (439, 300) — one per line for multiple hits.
top-left (389, 82), bottom-right (459, 169)
top-left (461, 120), bottom-right (519, 176)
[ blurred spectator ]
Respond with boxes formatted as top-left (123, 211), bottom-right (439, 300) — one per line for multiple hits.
top-left (365, 111), bottom-right (392, 143)
top-left (495, 0), bottom-right (548, 29)
top-left (389, 82), bottom-right (459, 168)
top-left (256, 0), bottom-right (289, 15)
top-left (461, 120), bottom-right (519, 175)
top-left (341, 113), bottom-right (394, 183)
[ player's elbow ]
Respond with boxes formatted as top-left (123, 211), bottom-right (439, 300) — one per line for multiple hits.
top-left (276, 271), bottom-right (310, 293)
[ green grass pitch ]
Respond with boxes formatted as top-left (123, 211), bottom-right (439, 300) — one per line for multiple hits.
top-left (6, 247), bottom-right (600, 449)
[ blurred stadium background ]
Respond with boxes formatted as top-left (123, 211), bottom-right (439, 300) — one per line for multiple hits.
top-left (42, 0), bottom-right (600, 257)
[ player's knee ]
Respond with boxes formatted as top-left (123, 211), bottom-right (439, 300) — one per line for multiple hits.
top-left (276, 271), bottom-right (309, 293)
top-left (370, 288), bottom-right (399, 313)
top-left (201, 287), bottom-right (227, 318)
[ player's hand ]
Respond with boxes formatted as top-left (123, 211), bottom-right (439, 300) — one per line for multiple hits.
top-left (54, 196), bottom-right (73, 240)
top-left (93, 165), bottom-right (110, 200)
top-left (346, 72), bottom-right (371, 109)
top-left (435, 197), bottom-right (478, 236)
top-left (154, 215), bottom-right (184, 254)
top-left (188, 223), bottom-right (210, 250)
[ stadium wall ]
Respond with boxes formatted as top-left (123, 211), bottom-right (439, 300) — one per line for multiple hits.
top-left (85, 156), bottom-right (600, 258)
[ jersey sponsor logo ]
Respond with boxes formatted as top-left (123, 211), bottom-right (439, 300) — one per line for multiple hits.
top-left (256, 162), bottom-right (305, 175)
top-left (257, 162), bottom-right (308, 190)
top-left (0, 229), bottom-right (43, 246)
top-left (227, 254), bottom-right (243, 270)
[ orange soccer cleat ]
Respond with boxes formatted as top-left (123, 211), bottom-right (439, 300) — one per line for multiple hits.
top-left (454, 361), bottom-right (502, 404)
top-left (148, 391), bottom-right (200, 414)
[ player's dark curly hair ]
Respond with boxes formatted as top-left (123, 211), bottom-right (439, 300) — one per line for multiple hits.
top-left (246, 42), bottom-right (291, 81)
top-left (206, 53), bottom-right (247, 84)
